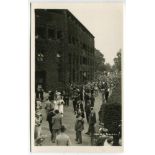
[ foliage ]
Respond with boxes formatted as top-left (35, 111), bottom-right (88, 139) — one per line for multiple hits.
top-left (103, 103), bottom-right (121, 133)
top-left (100, 73), bottom-right (122, 134)
top-left (113, 49), bottom-right (122, 72)
top-left (108, 76), bottom-right (121, 104)
top-left (94, 49), bottom-right (105, 72)
top-left (104, 63), bottom-right (112, 72)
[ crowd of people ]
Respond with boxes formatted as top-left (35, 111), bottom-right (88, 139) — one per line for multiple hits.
top-left (34, 72), bottom-right (121, 146)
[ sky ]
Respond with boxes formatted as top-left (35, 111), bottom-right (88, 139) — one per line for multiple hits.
top-left (67, 2), bottom-right (123, 65)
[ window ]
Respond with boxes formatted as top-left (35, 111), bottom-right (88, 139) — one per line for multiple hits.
top-left (68, 35), bottom-right (72, 44)
top-left (88, 59), bottom-right (90, 65)
top-left (80, 56), bottom-right (82, 65)
top-left (76, 57), bottom-right (79, 65)
top-left (72, 37), bottom-right (75, 45)
top-left (36, 26), bottom-right (46, 39)
top-left (76, 39), bottom-right (78, 46)
top-left (48, 29), bottom-right (55, 39)
top-left (73, 69), bottom-right (75, 82)
top-left (57, 31), bottom-right (62, 39)
top-left (36, 53), bottom-right (44, 62)
top-left (68, 54), bottom-right (71, 64)
top-left (83, 57), bottom-right (87, 65)
top-left (82, 43), bottom-right (85, 50)
top-left (58, 68), bottom-right (63, 82)
top-left (80, 71), bottom-right (83, 81)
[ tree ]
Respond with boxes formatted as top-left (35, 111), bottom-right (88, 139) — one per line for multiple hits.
top-left (94, 49), bottom-right (105, 72)
top-left (104, 63), bottom-right (112, 72)
top-left (113, 49), bottom-right (122, 72)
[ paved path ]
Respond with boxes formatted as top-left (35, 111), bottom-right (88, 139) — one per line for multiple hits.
top-left (40, 92), bottom-right (103, 146)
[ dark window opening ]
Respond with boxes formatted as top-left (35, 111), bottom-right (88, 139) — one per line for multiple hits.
top-left (80, 56), bottom-right (82, 65)
top-left (83, 57), bottom-right (87, 65)
top-left (57, 31), bottom-right (62, 39)
top-left (76, 57), bottom-right (79, 65)
top-left (75, 39), bottom-right (79, 46)
top-left (80, 71), bottom-right (82, 81)
top-left (58, 68), bottom-right (63, 82)
top-left (36, 27), bottom-right (46, 39)
top-left (72, 37), bottom-right (75, 45)
top-left (73, 70), bottom-right (75, 82)
top-left (82, 44), bottom-right (85, 50)
top-left (48, 29), bottom-right (55, 39)
top-left (68, 35), bottom-right (72, 44)
top-left (68, 54), bottom-right (71, 64)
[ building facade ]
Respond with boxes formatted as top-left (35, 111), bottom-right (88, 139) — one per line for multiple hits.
top-left (35, 9), bottom-right (95, 91)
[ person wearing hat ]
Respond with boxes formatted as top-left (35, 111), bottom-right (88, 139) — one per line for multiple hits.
top-left (64, 89), bottom-right (70, 106)
top-left (46, 108), bottom-right (55, 142)
top-left (75, 112), bottom-right (84, 144)
top-left (36, 85), bottom-right (44, 101)
top-left (84, 89), bottom-right (89, 108)
top-left (57, 98), bottom-right (65, 117)
top-left (52, 110), bottom-right (62, 143)
top-left (48, 90), bottom-right (55, 101)
top-left (56, 125), bottom-right (71, 146)
top-left (85, 100), bottom-right (91, 123)
top-left (76, 100), bottom-right (85, 118)
top-left (91, 93), bottom-right (95, 107)
top-left (85, 107), bottom-right (96, 145)
top-left (72, 89), bottom-right (79, 114)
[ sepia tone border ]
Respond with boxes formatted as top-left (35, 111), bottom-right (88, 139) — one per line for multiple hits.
top-left (30, 1), bottom-right (123, 152)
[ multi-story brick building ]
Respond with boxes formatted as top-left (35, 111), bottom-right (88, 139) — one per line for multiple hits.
top-left (35, 9), bottom-right (95, 91)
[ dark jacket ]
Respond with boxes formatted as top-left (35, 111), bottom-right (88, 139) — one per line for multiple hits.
top-left (85, 103), bottom-right (91, 113)
top-left (91, 96), bottom-right (95, 106)
top-left (49, 91), bottom-right (55, 100)
top-left (52, 114), bottom-right (62, 130)
top-left (89, 111), bottom-right (96, 125)
top-left (75, 116), bottom-right (84, 131)
top-left (36, 90), bottom-right (43, 100)
top-left (46, 111), bottom-right (55, 122)
top-left (76, 101), bottom-right (84, 112)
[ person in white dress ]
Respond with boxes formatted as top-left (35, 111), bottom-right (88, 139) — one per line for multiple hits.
top-left (54, 99), bottom-right (59, 110)
top-left (54, 91), bottom-right (64, 116)
top-left (57, 98), bottom-right (64, 117)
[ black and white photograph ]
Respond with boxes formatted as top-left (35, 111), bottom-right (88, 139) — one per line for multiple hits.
top-left (30, 1), bottom-right (123, 152)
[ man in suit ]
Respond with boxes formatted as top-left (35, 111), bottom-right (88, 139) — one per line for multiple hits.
top-left (56, 125), bottom-right (71, 146)
top-left (88, 107), bottom-right (97, 145)
top-left (85, 107), bottom-right (96, 135)
top-left (91, 93), bottom-right (95, 107)
top-left (85, 100), bottom-right (91, 123)
top-left (64, 90), bottom-right (69, 106)
top-left (75, 112), bottom-right (84, 144)
top-left (36, 86), bottom-right (44, 101)
top-left (52, 110), bottom-right (62, 143)
top-left (72, 89), bottom-right (79, 114)
top-left (76, 100), bottom-right (84, 115)
top-left (46, 108), bottom-right (55, 142)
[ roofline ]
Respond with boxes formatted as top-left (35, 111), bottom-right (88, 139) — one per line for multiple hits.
top-left (35, 9), bottom-right (95, 38)
top-left (66, 9), bottom-right (95, 38)
top-left (95, 48), bottom-right (103, 56)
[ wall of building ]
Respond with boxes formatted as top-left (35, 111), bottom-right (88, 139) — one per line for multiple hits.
top-left (66, 11), bottom-right (95, 84)
top-left (35, 9), bottom-right (95, 91)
